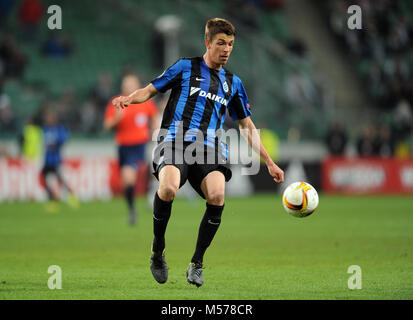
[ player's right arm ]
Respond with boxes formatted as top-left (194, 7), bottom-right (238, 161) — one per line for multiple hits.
top-left (112, 84), bottom-right (158, 110)
top-left (113, 58), bottom-right (185, 110)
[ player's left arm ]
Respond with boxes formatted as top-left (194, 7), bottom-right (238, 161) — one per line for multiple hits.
top-left (238, 116), bottom-right (284, 183)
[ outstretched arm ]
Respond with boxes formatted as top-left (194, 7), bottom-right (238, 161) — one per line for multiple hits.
top-left (238, 116), bottom-right (284, 183)
top-left (112, 83), bottom-right (158, 109)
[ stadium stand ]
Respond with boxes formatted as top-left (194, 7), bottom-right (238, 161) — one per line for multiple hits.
top-left (319, 0), bottom-right (413, 156)
top-left (1, 0), bottom-right (334, 140)
top-left (321, 0), bottom-right (413, 109)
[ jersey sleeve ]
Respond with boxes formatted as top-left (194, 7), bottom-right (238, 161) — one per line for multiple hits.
top-left (227, 77), bottom-right (252, 121)
top-left (151, 59), bottom-right (185, 93)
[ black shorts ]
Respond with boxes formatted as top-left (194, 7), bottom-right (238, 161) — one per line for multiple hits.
top-left (152, 141), bottom-right (232, 199)
top-left (41, 165), bottom-right (59, 176)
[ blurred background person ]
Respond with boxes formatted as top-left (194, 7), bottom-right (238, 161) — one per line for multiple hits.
top-left (40, 108), bottom-right (78, 212)
top-left (104, 73), bottom-right (158, 226)
top-left (92, 72), bottom-right (114, 115)
top-left (325, 121), bottom-right (348, 156)
top-left (18, 115), bottom-right (42, 161)
top-left (0, 91), bottom-right (16, 133)
top-left (356, 124), bottom-right (376, 157)
top-left (259, 125), bottom-right (281, 163)
top-left (79, 97), bottom-right (100, 135)
top-left (0, 0), bottom-right (14, 29)
top-left (0, 142), bottom-right (10, 159)
top-left (42, 32), bottom-right (74, 58)
top-left (0, 33), bottom-right (27, 79)
top-left (18, 0), bottom-right (43, 42)
top-left (374, 123), bottom-right (395, 158)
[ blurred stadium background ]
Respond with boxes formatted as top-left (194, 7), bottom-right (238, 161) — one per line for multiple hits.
top-left (1, 0), bottom-right (413, 200)
top-left (0, 0), bottom-right (413, 300)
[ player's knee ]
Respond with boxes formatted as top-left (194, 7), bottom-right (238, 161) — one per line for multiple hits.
top-left (158, 183), bottom-right (179, 202)
top-left (206, 190), bottom-right (225, 206)
top-left (121, 170), bottom-right (136, 186)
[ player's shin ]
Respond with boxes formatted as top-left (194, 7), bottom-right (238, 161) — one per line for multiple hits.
top-left (124, 185), bottom-right (135, 211)
top-left (152, 192), bottom-right (173, 253)
top-left (191, 203), bottom-right (224, 264)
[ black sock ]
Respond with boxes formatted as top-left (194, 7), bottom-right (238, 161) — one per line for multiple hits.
top-left (191, 203), bottom-right (224, 264)
top-left (43, 174), bottom-right (56, 200)
top-left (152, 192), bottom-right (173, 253)
top-left (124, 185), bottom-right (135, 212)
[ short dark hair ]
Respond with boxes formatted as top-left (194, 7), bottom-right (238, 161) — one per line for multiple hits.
top-left (205, 18), bottom-right (236, 42)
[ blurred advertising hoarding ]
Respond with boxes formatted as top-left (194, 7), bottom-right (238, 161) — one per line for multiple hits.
top-left (322, 157), bottom-right (413, 194)
top-left (0, 158), bottom-right (149, 202)
top-left (3, 156), bottom-right (413, 201)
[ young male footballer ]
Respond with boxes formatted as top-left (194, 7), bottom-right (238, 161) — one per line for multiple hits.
top-left (113, 18), bottom-right (284, 287)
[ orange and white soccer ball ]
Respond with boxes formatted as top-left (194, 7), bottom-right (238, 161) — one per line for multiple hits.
top-left (282, 182), bottom-right (319, 218)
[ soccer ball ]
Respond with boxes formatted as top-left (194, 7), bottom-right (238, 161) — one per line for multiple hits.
top-left (282, 182), bottom-right (319, 218)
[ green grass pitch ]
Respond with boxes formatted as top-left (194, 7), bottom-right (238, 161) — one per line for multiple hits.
top-left (0, 194), bottom-right (412, 300)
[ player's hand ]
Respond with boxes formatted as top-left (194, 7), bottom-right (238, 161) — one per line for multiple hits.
top-left (267, 162), bottom-right (284, 183)
top-left (112, 96), bottom-right (132, 110)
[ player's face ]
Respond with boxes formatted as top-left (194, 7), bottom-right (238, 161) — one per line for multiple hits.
top-left (207, 33), bottom-right (234, 66)
top-left (44, 111), bottom-right (56, 125)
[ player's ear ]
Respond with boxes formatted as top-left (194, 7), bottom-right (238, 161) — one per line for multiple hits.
top-left (205, 38), bottom-right (211, 50)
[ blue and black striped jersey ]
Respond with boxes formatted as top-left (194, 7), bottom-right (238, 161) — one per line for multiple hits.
top-left (43, 125), bottom-right (69, 167)
top-left (151, 56), bottom-right (251, 151)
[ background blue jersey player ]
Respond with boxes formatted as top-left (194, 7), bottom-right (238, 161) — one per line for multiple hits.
top-left (113, 18), bottom-right (284, 287)
top-left (41, 108), bottom-right (78, 211)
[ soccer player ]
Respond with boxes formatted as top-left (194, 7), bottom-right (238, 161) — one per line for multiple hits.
top-left (40, 108), bottom-right (78, 211)
top-left (113, 18), bottom-right (284, 287)
top-left (104, 73), bottom-right (158, 225)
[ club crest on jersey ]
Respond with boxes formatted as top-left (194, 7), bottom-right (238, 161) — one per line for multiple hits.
top-left (223, 81), bottom-right (229, 93)
top-left (190, 87), bottom-right (228, 106)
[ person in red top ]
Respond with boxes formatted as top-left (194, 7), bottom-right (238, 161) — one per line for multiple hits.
top-left (18, 0), bottom-right (43, 42)
top-left (104, 73), bottom-right (158, 225)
